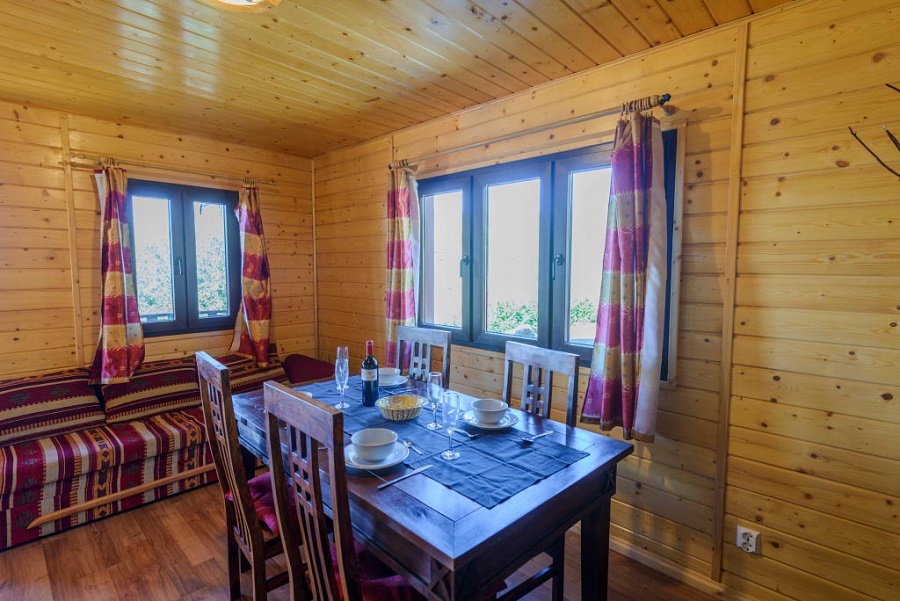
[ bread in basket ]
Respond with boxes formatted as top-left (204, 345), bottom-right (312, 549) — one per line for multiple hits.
top-left (375, 394), bottom-right (427, 421)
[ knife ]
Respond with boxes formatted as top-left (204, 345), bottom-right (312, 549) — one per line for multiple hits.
top-left (377, 464), bottom-right (433, 490)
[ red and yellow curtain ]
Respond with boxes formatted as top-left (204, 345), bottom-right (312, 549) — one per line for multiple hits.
top-left (89, 162), bottom-right (145, 385)
top-left (580, 112), bottom-right (667, 442)
top-left (230, 183), bottom-right (272, 366)
top-left (384, 164), bottom-right (420, 368)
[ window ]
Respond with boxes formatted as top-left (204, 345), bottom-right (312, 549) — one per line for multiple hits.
top-left (419, 131), bottom-right (682, 377)
top-left (128, 180), bottom-right (241, 337)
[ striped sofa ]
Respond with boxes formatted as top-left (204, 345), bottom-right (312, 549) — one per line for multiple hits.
top-left (0, 351), bottom-right (289, 552)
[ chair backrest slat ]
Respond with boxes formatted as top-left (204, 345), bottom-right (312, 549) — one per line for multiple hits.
top-left (196, 351), bottom-right (264, 556)
top-left (265, 382), bottom-right (363, 601)
top-left (501, 342), bottom-right (579, 427)
top-left (395, 325), bottom-right (451, 385)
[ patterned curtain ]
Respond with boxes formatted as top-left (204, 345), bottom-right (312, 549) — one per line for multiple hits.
top-left (230, 183), bottom-right (272, 366)
top-left (89, 162), bottom-right (145, 385)
top-left (580, 112), bottom-right (667, 442)
top-left (384, 164), bottom-right (420, 368)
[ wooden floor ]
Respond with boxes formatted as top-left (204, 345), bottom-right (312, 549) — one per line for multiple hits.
top-left (0, 483), bottom-right (719, 601)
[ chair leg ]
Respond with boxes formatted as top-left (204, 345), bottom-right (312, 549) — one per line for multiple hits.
top-left (227, 533), bottom-right (242, 601)
top-left (550, 537), bottom-right (565, 601)
top-left (251, 555), bottom-right (268, 601)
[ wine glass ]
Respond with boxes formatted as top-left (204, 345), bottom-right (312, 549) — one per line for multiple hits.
top-left (425, 372), bottom-right (443, 431)
top-left (440, 391), bottom-right (461, 461)
top-left (334, 346), bottom-right (350, 409)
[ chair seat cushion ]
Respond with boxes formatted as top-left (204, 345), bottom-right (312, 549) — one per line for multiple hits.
top-left (330, 539), bottom-right (424, 601)
top-left (225, 471), bottom-right (281, 536)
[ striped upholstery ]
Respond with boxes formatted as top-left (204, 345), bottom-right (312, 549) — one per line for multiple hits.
top-left (217, 352), bottom-right (290, 394)
top-left (0, 368), bottom-right (105, 445)
top-left (0, 406), bottom-right (213, 550)
top-left (101, 357), bottom-right (200, 423)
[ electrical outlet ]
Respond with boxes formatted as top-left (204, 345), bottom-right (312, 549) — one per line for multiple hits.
top-left (736, 526), bottom-right (761, 554)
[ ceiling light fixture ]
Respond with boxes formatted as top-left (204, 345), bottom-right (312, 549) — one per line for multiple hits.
top-left (209, 0), bottom-right (282, 12)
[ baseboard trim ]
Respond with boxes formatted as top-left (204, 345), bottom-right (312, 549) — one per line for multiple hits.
top-left (608, 536), bottom-right (727, 598)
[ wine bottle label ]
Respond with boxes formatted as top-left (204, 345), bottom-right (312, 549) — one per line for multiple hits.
top-left (361, 369), bottom-right (377, 382)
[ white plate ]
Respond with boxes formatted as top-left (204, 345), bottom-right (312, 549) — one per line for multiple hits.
top-left (344, 441), bottom-right (409, 470)
top-left (461, 411), bottom-right (519, 430)
top-left (380, 375), bottom-right (409, 387)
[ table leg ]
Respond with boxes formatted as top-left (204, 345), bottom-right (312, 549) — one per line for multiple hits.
top-left (581, 497), bottom-right (611, 601)
top-left (240, 445), bottom-right (258, 477)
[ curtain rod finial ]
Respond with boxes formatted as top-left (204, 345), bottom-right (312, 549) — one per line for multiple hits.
top-left (659, 93), bottom-right (671, 105)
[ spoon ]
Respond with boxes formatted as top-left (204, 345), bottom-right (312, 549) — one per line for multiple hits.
top-left (404, 440), bottom-right (424, 455)
top-left (451, 428), bottom-right (479, 440)
top-left (520, 431), bottom-right (553, 444)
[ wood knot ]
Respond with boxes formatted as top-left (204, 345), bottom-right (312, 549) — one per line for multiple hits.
top-left (770, 117), bottom-right (780, 126)
top-left (835, 160), bottom-right (850, 168)
top-left (872, 52), bottom-right (885, 63)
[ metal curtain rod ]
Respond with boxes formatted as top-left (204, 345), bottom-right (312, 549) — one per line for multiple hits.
top-left (70, 153), bottom-right (276, 185)
top-left (389, 92), bottom-right (672, 170)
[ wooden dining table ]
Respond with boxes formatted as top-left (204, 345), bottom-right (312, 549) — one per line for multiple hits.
top-left (231, 380), bottom-right (632, 601)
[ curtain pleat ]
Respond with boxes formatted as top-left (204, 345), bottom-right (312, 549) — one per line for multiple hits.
top-left (89, 164), bottom-right (145, 385)
top-left (580, 113), bottom-right (667, 442)
top-left (384, 167), bottom-right (420, 368)
top-left (230, 184), bottom-right (272, 366)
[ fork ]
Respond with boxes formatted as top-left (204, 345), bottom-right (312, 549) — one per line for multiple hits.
top-left (520, 431), bottom-right (553, 444)
top-left (451, 428), bottom-right (479, 440)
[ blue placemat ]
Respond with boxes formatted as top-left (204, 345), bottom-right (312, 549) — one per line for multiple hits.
top-left (295, 378), bottom-right (588, 508)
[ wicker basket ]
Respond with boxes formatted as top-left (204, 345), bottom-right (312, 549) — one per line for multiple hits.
top-left (375, 395), bottom-right (427, 421)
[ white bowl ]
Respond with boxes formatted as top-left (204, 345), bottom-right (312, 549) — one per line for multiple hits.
top-left (471, 399), bottom-right (508, 425)
top-left (378, 367), bottom-right (400, 379)
top-left (350, 428), bottom-right (398, 463)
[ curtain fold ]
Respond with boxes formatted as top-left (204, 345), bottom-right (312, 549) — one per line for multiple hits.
top-left (384, 166), bottom-right (420, 368)
top-left (580, 112), bottom-right (667, 442)
top-left (89, 163), bottom-right (145, 385)
top-left (230, 183), bottom-right (272, 366)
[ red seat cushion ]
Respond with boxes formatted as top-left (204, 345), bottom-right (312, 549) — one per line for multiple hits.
top-left (330, 539), bottom-right (424, 601)
top-left (283, 354), bottom-right (334, 385)
top-left (225, 472), bottom-right (281, 536)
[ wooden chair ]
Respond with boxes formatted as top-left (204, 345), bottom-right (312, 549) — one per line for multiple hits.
top-left (497, 342), bottom-right (580, 601)
top-left (263, 381), bottom-right (425, 601)
top-left (196, 352), bottom-right (301, 601)
top-left (394, 325), bottom-right (451, 386)
top-left (501, 341), bottom-right (579, 428)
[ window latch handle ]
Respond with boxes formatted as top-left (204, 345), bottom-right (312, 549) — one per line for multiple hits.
top-left (551, 253), bottom-right (565, 280)
top-left (176, 257), bottom-right (184, 276)
top-left (459, 255), bottom-right (470, 277)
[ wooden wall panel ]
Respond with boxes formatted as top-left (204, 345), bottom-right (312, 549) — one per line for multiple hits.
top-left (0, 102), bottom-right (314, 379)
top-left (725, 1), bottom-right (900, 600)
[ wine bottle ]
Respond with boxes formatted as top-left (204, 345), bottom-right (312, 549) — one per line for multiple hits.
top-left (361, 340), bottom-right (379, 407)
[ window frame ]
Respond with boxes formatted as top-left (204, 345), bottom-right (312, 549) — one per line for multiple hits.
top-left (417, 129), bottom-right (683, 380)
top-left (127, 179), bottom-right (242, 338)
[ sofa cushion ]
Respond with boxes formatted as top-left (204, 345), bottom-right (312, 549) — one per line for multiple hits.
top-left (216, 353), bottom-right (290, 394)
top-left (0, 406), bottom-right (207, 498)
top-left (102, 357), bottom-right (200, 423)
top-left (0, 368), bottom-right (105, 446)
top-left (283, 353), bottom-right (334, 384)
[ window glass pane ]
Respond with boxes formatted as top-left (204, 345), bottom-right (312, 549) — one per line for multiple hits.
top-left (423, 191), bottom-right (463, 328)
top-left (132, 196), bottom-right (176, 323)
top-left (193, 202), bottom-right (230, 319)
top-left (568, 167), bottom-right (611, 345)
top-left (486, 179), bottom-right (540, 338)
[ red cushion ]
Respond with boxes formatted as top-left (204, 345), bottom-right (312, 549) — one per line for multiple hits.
top-left (225, 472), bottom-right (281, 536)
top-left (283, 354), bottom-right (334, 385)
top-left (330, 540), bottom-right (424, 601)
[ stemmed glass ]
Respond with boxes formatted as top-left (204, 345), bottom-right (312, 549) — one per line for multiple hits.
top-left (425, 372), bottom-right (443, 431)
top-left (440, 391), bottom-right (461, 461)
top-left (334, 346), bottom-right (350, 409)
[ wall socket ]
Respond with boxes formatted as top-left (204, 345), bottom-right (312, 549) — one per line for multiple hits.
top-left (736, 526), bottom-right (761, 554)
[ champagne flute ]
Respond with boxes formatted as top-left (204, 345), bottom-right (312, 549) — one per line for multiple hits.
top-left (425, 372), bottom-right (443, 431)
top-left (441, 391), bottom-right (461, 461)
top-left (334, 346), bottom-right (350, 409)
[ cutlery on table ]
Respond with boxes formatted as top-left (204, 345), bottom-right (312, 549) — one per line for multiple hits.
top-left (404, 440), bottom-right (424, 455)
top-left (520, 431), bottom-right (553, 444)
top-left (451, 428), bottom-right (479, 440)
top-left (377, 465), bottom-right (433, 490)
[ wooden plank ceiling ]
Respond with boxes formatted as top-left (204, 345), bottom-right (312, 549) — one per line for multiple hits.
top-left (0, 0), bottom-right (793, 157)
